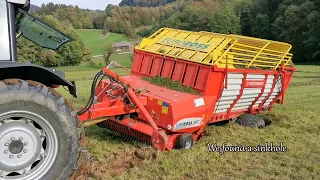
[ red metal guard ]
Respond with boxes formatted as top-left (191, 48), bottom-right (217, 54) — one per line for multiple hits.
top-left (249, 74), bottom-right (269, 113)
top-left (258, 74), bottom-right (280, 111)
top-left (227, 72), bottom-right (248, 119)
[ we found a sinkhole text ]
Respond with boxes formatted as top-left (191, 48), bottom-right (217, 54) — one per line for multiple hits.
top-left (207, 142), bottom-right (288, 155)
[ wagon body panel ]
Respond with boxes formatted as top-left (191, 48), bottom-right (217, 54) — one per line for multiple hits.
top-left (124, 48), bottom-right (295, 134)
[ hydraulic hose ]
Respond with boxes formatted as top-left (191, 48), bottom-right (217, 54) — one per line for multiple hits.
top-left (77, 70), bottom-right (104, 115)
top-left (77, 69), bottom-right (130, 115)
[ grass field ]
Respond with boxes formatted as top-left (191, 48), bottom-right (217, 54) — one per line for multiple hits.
top-left (81, 54), bottom-right (133, 68)
top-left (57, 65), bottom-right (320, 180)
top-left (76, 29), bottom-right (128, 55)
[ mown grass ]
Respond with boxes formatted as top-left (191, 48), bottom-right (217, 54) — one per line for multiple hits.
top-left (76, 29), bottom-right (128, 55)
top-left (143, 75), bottom-right (201, 95)
top-left (57, 65), bottom-right (320, 180)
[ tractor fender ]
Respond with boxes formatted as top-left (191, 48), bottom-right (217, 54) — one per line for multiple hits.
top-left (0, 61), bottom-right (77, 97)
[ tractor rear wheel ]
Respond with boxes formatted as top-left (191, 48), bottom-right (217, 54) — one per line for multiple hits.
top-left (176, 133), bottom-right (194, 150)
top-left (0, 79), bottom-right (80, 180)
top-left (235, 114), bottom-right (265, 129)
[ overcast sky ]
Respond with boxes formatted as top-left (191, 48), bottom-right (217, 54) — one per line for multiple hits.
top-left (32, 0), bottom-right (122, 10)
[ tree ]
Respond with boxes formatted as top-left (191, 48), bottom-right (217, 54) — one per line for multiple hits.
top-left (305, 10), bottom-right (320, 61)
top-left (209, 3), bottom-right (241, 34)
top-left (272, 1), bottom-right (319, 62)
top-left (59, 41), bottom-right (84, 66)
top-left (34, 2), bottom-right (103, 30)
top-left (251, 13), bottom-right (271, 39)
top-left (103, 45), bottom-right (114, 66)
top-left (37, 49), bottom-right (62, 67)
top-left (119, 0), bottom-right (176, 7)
top-left (83, 48), bottom-right (93, 62)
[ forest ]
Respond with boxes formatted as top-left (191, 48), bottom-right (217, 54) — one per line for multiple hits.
top-left (119, 0), bottom-right (177, 7)
top-left (17, 3), bottom-right (101, 67)
top-left (20, 0), bottom-right (320, 67)
top-left (108, 0), bottom-right (320, 63)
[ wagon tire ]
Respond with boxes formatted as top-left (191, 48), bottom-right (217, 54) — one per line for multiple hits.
top-left (176, 133), bottom-right (194, 150)
top-left (235, 113), bottom-right (265, 129)
top-left (0, 79), bottom-right (80, 180)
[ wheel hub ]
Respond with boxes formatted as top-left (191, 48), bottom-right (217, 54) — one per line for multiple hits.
top-left (0, 120), bottom-right (42, 174)
top-left (9, 140), bottom-right (24, 154)
top-left (0, 111), bottom-right (58, 180)
top-left (185, 140), bottom-right (192, 149)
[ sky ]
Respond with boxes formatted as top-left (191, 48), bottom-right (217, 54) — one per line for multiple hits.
top-left (32, 0), bottom-right (122, 10)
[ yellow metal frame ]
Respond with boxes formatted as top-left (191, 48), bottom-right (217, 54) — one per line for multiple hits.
top-left (135, 28), bottom-right (293, 70)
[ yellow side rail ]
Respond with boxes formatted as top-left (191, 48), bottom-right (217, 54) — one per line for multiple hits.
top-left (135, 28), bottom-right (294, 70)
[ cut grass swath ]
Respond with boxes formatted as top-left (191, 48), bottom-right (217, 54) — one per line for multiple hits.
top-left (142, 75), bottom-right (201, 95)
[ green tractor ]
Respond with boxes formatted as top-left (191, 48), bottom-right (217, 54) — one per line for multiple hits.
top-left (0, 0), bottom-right (81, 179)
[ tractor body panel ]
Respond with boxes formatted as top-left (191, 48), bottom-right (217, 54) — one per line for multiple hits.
top-left (0, 0), bottom-right (76, 97)
top-left (0, 61), bottom-right (77, 97)
top-left (0, 0), bottom-right (11, 61)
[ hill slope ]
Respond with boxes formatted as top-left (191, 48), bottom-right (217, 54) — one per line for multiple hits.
top-left (76, 29), bottom-right (128, 55)
top-left (29, 4), bottom-right (40, 12)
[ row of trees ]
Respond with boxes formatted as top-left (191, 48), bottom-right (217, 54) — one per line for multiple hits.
top-left (163, 0), bottom-right (320, 63)
top-left (24, 0), bottom-right (320, 65)
top-left (35, 3), bottom-right (105, 29)
top-left (103, 2), bottom-right (182, 38)
top-left (238, 0), bottom-right (320, 62)
top-left (107, 0), bottom-right (319, 63)
top-left (119, 0), bottom-right (176, 7)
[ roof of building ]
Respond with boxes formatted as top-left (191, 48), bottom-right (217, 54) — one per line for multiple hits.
top-left (112, 41), bottom-right (132, 48)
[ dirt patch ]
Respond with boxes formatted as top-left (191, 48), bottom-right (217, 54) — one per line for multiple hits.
top-left (26, 80), bottom-right (42, 87)
top-left (4, 79), bottom-right (20, 85)
top-left (65, 99), bottom-right (75, 111)
top-left (258, 112), bottom-right (290, 126)
top-left (70, 130), bottom-right (88, 180)
top-left (49, 87), bottom-right (62, 97)
top-left (70, 147), bottom-right (158, 179)
top-left (0, 81), bottom-right (6, 88)
top-left (101, 33), bottom-right (110, 40)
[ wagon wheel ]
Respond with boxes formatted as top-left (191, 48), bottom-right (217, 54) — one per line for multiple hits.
top-left (176, 133), bottom-right (194, 150)
top-left (235, 114), bottom-right (266, 129)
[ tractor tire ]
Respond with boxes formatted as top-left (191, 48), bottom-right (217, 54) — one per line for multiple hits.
top-left (235, 114), bottom-right (265, 129)
top-left (0, 79), bottom-right (80, 180)
top-left (176, 133), bottom-right (194, 150)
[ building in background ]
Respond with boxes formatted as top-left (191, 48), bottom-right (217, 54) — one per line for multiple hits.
top-left (112, 41), bottom-right (133, 52)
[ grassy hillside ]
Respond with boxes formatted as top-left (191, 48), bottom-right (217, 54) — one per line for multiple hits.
top-left (57, 65), bottom-right (320, 179)
top-left (85, 54), bottom-right (133, 68)
top-left (76, 29), bottom-right (128, 56)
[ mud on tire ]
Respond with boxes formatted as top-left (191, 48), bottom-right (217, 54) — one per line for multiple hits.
top-left (235, 113), bottom-right (265, 129)
top-left (0, 79), bottom-right (80, 180)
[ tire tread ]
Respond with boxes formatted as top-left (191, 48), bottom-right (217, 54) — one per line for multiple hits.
top-left (0, 79), bottom-right (80, 180)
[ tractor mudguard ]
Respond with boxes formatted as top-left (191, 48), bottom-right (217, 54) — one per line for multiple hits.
top-left (0, 61), bottom-right (77, 97)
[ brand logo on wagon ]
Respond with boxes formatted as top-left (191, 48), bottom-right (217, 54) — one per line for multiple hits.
top-left (173, 118), bottom-right (203, 130)
top-left (245, 81), bottom-right (264, 87)
top-left (159, 38), bottom-right (211, 50)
